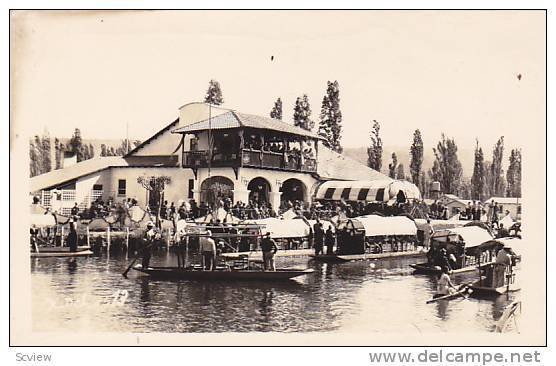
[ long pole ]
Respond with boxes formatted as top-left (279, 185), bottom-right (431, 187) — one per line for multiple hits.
top-left (208, 103), bottom-right (212, 178)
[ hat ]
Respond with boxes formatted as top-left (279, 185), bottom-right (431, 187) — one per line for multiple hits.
top-left (265, 232), bottom-right (271, 236)
top-left (146, 221), bottom-right (154, 227)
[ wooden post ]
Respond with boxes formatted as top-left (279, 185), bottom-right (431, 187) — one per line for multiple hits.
top-left (167, 227), bottom-right (171, 251)
top-left (126, 227), bottom-right (130, 249)
top-left (107, 226), bottom-right (111, 252)
top-left (86, 226), bottom-right (90, 248)
top-left (61, 226), bottom-right (65, 247)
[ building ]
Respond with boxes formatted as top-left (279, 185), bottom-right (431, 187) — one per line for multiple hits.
top-left (30, 102), bottom-right (419, 215)
top-left (438, 194), bottom-right (474, 218)
top-left (484, 196), bottom-right (522, 220)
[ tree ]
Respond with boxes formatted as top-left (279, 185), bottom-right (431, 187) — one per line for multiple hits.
top-left (270, 98), bottom-right (283, 120)
top-left (397, 164), bottom-right (405, 180)
top-left (100, 144), bottom-right (107, 157)
top-left (137, 175), bottom-right (172, 228)
top-left (204, 79), bottom-right (224, 105)
top-left (366, 120), bottom-right (383, 171)
top-left (69, 128), bottom-right (84, 162)
top-left (293, 94), bottom-right (314, 131)
top-left (430, 134), bottom-right (463, 195)
top-left (33, 135), bottom-right (44, 175)
top-left (318, 80), bottom-right (343, 153)
top-left (409, 129), bottom-right (424, 184)
top-left (506, 148), bottom-right (522, 197)
top-left (388, 152), bottom-right (398, 178)
top-left (54, 138), bottom-right (62, 170)
top-left (490, 136), bottom-right (505, 197)
top-left (41, 132), bottom-right (51, 173)
top-left (89, 143), bottom-right (95, 158)
top-left (29, 138), bottom-right (39, 177)
top-left (471, 139), bottom-right (486, 201)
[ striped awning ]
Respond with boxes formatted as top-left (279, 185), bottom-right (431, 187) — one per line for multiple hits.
top-left (314, 179), bottom-right (421, 202)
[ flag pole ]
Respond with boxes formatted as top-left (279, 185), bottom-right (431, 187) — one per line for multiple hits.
top-left (208, 103), bottom-right (212, 178)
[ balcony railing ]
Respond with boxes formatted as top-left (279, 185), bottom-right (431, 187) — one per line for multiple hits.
top-left (183, 149), bottom-right (317, 172)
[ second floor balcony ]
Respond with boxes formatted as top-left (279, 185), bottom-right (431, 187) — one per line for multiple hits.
top-left (183, 149), bottom-right (317, 173)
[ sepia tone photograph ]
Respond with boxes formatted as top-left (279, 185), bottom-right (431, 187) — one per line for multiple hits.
top-left (9, 9), bottom-right (547, 346)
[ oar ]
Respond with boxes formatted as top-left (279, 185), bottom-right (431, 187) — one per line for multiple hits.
top-left (122, 242), bottom-right (155, 278)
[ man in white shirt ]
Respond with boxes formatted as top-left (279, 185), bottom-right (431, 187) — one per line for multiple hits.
top-left (200, 230), bottom-right (216, 271)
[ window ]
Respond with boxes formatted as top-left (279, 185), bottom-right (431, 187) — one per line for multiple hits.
top-left (118, 179), bottom-right (126, 196)
top-left (188, 179), bottom-right (194, 199)
top-left (93, 184), bottom-right (103, 191)
top-left (190, 137), bottom-right (199, 151)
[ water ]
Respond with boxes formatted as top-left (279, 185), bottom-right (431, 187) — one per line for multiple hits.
top-left (31, 251), bottom-right (519, 333)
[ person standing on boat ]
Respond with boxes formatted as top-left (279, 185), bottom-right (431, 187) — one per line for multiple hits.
top-left (314, 222), bottom-right (324, 256)
top-left (200, 230), bottom-right (216, 271)
top-left (434, 266), bottom-right (457, 298)
top-left (176, 229), bottom-right (188, 268)
top-left (260, 232), bottom-right (278, 271)
top-left (423, 219), bottom-right (433, 249)
top-left (142, 221), bottom-right (158, 269)
top-left (325, 227), bottom-right (335, 255)
top-left (67, 217), bottom-right (78, 253)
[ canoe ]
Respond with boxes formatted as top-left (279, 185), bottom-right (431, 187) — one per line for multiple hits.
top-left (32, 246), bottom-right (91, 253)
top-left (132, 265), bottom-right (314, 281)
top-left (410, 261), bottom-right (495, 275)
top-left (426, 285), bottom-right (471, 304)
top-left (31, 249), bottom-right (94, 258)
top-left (311, 250), bottom-right (425, 263)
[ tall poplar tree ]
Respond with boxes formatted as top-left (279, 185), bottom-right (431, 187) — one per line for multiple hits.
top-left (270, 98), bottom-right (283, 120)
top-left (409, 129), bottom-right (424, 184)
top-left (430, 134), bottom-right (463, 195)
top-left (293, 94), bottom-right (314, 131)
top-left (490, 136), bottom-right (505, 196)
top-left (318, 81), bottom-right (343, 153)
top-left (366, 120), bottom-right (383, 171)
top-left (471, 139), bottom-right (485, 200)
top-left (506, 148), bottom-right (522, 197)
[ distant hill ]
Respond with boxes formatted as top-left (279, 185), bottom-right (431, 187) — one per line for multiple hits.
top-left (343, 145), bottom-right (475, 177)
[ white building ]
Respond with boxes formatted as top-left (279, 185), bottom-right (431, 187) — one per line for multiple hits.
top-left (31, 102), bottom-right (419, 214)
top-left (484, 196), bottom-right (522, 220)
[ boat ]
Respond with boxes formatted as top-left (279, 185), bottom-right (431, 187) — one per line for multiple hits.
top-left (312, 215), bottom-right (424, 262)
top-left (132, 265), bottom-right (314, 281)
top-left (426, 284), bottom-right (472, 304)
top-left (31, 246), bottom-right (94, 258)
top-left (410, 226), bottom-right (497, 275)
top-left (467, 240), bottom-right (521, 297)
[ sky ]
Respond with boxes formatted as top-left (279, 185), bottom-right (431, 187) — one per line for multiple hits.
top-left (11, 10), bottom-right (545, 157)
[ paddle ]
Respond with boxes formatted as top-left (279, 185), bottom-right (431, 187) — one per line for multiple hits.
top-left (122, 242), bottom-right (156, 278)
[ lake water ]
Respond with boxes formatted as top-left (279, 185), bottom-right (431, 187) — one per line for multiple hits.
top-left (31, 251), bottom-right (519, 334)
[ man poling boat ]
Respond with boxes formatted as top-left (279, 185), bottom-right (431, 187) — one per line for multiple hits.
top-left (426, 266), bottom-right (472, 304)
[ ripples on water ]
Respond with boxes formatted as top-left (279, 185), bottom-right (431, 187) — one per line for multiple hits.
top-left (31, 252), bottom-right (519, 334)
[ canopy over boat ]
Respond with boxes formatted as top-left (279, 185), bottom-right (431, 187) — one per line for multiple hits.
top-left (431, 226), bottom-right (494, 250)
top-left (315, 179), bottom-right (421, 202)
top-left (340, 215), bottom-right (418, 237)
top-left (244, 218), bottom-right (310, 238)
top-left (194, 208), bottom-right (241, 224)
top-left (30, 213), bottom-right (56, 228)
top-left (414, 218), bottom-right (466, 232)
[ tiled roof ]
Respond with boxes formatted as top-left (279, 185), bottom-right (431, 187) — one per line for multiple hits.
top-left (317, 147), bottom-right (390, 181)
top-left (30, 157), bottom-right (128, 192)
top-left (172, 110), bottom-right (322, 140)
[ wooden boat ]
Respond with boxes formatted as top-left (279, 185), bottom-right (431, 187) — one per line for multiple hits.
top-left (132, 265), bottom-right (314, 281)
top-left (469, 280), bottom-right (520, 296)
top-left (410, 226), bottom-right (497, 275)
top-left (31, 246), bottom-right (94, 258)
top-left (311, 250), bottom-right (425, 263)
top-left (410, 261), bottom-right (495, 275)
top-left (426, 284), bottom-right (472, 304)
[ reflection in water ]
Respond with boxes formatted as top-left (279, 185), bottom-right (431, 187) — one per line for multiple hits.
top-left (30, 252), bottom-right (519, 333)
